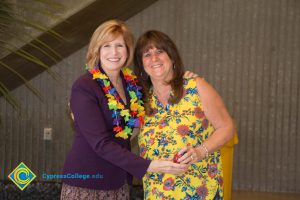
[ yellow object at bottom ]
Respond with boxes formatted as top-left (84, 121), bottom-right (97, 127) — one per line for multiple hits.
top-left (220, 133), bottom-right (239, 200)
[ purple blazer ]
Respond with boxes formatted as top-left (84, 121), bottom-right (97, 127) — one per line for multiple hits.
top-left (62, 72), bottom-right (151, 190)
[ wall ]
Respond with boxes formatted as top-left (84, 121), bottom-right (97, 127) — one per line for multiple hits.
top-left (1, 0), bottom-right (95, 58)
top-left (0, 0), bottom-right (299, 193)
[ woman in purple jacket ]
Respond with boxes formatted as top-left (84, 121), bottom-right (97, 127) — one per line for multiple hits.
top-left (60, 20), bottom-right (188, 200)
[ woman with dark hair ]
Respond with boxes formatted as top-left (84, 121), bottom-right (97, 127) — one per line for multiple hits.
top-left (134, 30), bottom-right (235, 200)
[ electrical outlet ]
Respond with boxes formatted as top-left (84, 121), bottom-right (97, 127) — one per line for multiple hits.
top-left (44, 128), bottom-right (52, 140)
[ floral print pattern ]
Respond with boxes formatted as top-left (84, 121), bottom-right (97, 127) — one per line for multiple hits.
top-left (138, 78), bottom-right (223, 200)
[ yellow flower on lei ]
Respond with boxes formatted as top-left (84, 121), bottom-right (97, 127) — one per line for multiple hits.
top-left (93, 72), bottom-right (108, 80)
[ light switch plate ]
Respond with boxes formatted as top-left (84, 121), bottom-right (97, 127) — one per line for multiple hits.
top-left (43, 128), bottom-right (52, 140)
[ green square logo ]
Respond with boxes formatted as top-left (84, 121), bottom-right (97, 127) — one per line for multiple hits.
top-left (8, 162), bottom-right (36, 191)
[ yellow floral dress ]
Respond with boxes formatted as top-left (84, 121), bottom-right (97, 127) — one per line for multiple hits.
top-left (138, 78), bottom-right (223, 200)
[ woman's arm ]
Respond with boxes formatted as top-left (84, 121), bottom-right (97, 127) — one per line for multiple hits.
top-left (130, 128), bottom-right (140, 141)
top-left (71, 78), bottom-right (152, 179)
top-left (178, 77), bottom-right (235, 163)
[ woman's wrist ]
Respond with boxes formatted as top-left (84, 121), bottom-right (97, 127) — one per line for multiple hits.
top-left (147, 160), bottom-right (154, 172)
top-left (195, 143), bottom-right (209, 160)
top-left (200, 143), bottom-right (209, 159)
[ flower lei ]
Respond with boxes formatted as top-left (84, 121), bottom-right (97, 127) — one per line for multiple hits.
top-left (89, 66), bottom-right (145, 139)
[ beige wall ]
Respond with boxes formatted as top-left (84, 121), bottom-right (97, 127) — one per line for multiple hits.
top-left (0, 0), bottom-right (299, 193)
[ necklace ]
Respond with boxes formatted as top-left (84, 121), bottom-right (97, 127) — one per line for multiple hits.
top-left (153, 87), bottom-right (174, 106)
top-left (89, 66), bottom-right (145, 139)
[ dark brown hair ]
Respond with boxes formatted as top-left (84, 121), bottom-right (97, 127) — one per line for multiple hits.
top-left (133, 30), bottom-right (185, 115)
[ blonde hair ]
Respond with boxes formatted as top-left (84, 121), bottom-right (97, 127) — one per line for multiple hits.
top-left (86, 19), bottom-right (134, 70)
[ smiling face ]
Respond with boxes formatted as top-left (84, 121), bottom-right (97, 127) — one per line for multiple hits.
top-left (142, 46), bottom-right (173, 82)
top-left (99, 35), bottom-right (127, 73)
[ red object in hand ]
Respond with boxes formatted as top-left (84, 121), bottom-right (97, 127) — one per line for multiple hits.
top-left (173, 153), bottom-right (182, 163)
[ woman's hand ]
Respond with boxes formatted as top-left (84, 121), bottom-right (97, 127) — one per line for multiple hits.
top-left (176, 146), bottom-right (206, 165)
top-left (183, 71), bottom-right (198, 78)
top-left (147, 159), bottom-right (188, 175)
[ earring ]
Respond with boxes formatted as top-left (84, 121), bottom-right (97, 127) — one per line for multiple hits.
top-left (173, 64), bottom-right (176, 69)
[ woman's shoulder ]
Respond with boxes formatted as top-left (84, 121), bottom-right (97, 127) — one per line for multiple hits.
top-left (71, 72), bottom-right (100, 94)
top-left (183, 77), bottom-right (205, 89)
top-left (73, 72), bottom-right (93, 84)
top-left (72, 72), bottom-right (94, 87)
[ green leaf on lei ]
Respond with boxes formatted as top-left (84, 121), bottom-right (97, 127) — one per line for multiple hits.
top-left (108, 101), bottom-right (117, 110)
top-left (124, 114), bottom-right (130, 121)
top-left (129, 91), bottom-right (137, 99)
top-left (124, 126), bottom-right (132, 135)
top-left (103, 79), bottom-right (110, 87)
